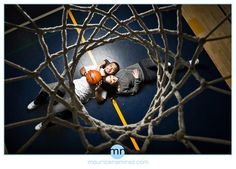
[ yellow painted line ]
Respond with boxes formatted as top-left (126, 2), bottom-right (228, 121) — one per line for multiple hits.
top-left (68, 10), bottom-right (97, 66)
top-left (111, 98), bottom-right (127, 125)
top-left (112, 98), bottom-right (140, 151)
top-left (130, 137), bottom-right (140, 151)
top-left (68, 9), bottom-right (140, 151)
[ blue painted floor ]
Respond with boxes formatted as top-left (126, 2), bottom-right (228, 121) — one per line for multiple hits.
top-left (5, 5), bottom-right (231, 154)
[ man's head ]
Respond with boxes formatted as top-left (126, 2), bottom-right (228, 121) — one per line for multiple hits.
top-left (104, 62), bottom-right (120, 75)
top-left (104, 75), bottom-right (118, 86)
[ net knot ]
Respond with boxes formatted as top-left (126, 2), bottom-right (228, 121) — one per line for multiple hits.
top-left (175, 129), bottom-right (185, 141)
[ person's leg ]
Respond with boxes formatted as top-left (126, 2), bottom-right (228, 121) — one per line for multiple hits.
top-left (140, 58), bottom-right (158, 83)
top-left (27, 90), bottom-right (49, 110)
top-left (33, 86), bottom-right (65, 105)
top-left (27, 82), bottom-right (65, 110)
top-left (36, 81), bottom-right (66, 104)
top-left (140, 58), bottom-right (157, 70)
top-left (50, 88), bottom-right (66, 106)
top-left (33, 81), bottom-right (72, 130)
top-left (52, 102), bottom-right (68, 113)
top-left (34, 91), bottom-right (49, 105)
top-left (52, 83), bottom-right (70, 112)
top-left (28, 82), bottom-right (60, 110)
top-left (48, 82), bottom-right (73, 120)
top-left (35, 95), bottom-right (70, 131)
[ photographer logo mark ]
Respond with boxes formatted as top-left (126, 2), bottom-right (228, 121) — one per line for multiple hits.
top-left (110, 144), bottom-right (125, 159)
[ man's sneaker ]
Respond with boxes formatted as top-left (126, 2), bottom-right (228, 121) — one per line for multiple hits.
top-left (35, 122), bottom-right (43, 131)
top-left (27, 101), bottom-right (38, 110)
top-left (189, 58), bottom-right (200, 65)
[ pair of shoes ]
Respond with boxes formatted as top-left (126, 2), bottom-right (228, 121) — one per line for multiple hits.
top-left (27, 101), bottom-right (39, 110)
top-left (35, 122), bottom-right (43, 131)
top-left (189, 58), bottom-right (200, 65)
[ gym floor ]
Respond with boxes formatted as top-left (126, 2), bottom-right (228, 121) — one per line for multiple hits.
top-left (4, 5), bottom-right (231, 154)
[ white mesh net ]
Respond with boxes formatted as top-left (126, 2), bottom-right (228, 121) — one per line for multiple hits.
top-left (5, 5), bottom-right (231, 154)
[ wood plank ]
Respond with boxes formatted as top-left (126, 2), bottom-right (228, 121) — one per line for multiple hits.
top-left (182, 5), bottom-right (231, 88)
top-left (220, 5), bottom-right (231, 16)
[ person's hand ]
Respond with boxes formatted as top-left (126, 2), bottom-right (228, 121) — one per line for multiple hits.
top-left (97, 60), bottom-right (106, 71)
top-left (132, 69), bottom-right (140, 79)
top-left (80, 67), bottom-right (87, 76)
top-left (100, 60), bottom-right (106, 67)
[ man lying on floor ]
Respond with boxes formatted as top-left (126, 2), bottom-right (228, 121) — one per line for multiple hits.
top-left (102, 58), bottom-right (199, 96)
